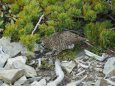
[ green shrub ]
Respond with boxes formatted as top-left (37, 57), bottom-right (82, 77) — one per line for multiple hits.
top-left (4, 0), bottom-right (41, 50)
top-left (84, 21), bottom-right (115, 49)
top-left (2, 0), bottom-right (115, 52)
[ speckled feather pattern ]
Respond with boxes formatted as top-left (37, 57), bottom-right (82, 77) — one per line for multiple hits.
top-left (42, 31), bottom-right (86, 54)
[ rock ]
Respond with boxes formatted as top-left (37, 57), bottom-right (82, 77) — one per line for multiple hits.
top-left (103, 57), bottom-right (115, 75)
top-left (46, 81), bottom-right (56, 86)
top-left (82, 82), bottom-right (92, 86)
top-left (0, 69), bottom-right (24, 84)
top-left (12, 61), bottom-right (37, 77)
top-left (95, 79), bottom-right (108, 86)
top-left (30, 79), bottom-right (46, 86)
top-left (43, 77), bottom-right (51, 81)
top-left (21, 65), bottom-right (37, 78)
top-left (0, 37), bottom-right (26, 57)
top-left (0, 80), bottom-right (3, 85)
top-left (4, 56), bottom-right (27, 69)
top-left (61, 61), bottom-right (76, 73)
top-left (0, 46), bottom-right (10, 68)
top-left (23, 77), bottom-right (41, 85)
top-left (31, 81), bottom-right (39, 86)
top-left (14, 76), bottom-right (27, 85)
top-left (66, 75), bottom-right (87, 86)
top-left (38, 79), bottom-right (46, 86)
top-left (106, 70), bottom-right (115, 79)
top-left (1, 83), bottom-right (9, 86)
top-left (66, 81), bottom-right (77, 86)
top-left (14, 83), bottom-right (22, 86)
top-left (8, 42), bottom-right (26, 57)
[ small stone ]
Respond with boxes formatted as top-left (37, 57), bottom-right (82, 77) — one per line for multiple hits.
top-left (0, 69), bottom-right (24, 84)
top-left (61, 61), bottom-right (76, 73)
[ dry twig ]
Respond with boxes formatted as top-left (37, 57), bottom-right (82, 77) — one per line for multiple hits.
top-left (31, 14), bottom-right (44, 35)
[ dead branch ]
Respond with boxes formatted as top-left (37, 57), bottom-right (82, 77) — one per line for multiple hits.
top-left (31, 14), bottom-right (44, 35)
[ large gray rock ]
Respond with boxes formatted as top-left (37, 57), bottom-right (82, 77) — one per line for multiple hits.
top-left (0, 46), bottom-right (10, 68)
top-left (4, 56), bottom-right (27, 69)
top-left (0, 69), bottom-right (24, 84)
top-left (103, 57), bottom-right (115, 75)
top-left (0, 37), bottom-right (26, 57)
top-left (12, 61), bottom-right (37, 77)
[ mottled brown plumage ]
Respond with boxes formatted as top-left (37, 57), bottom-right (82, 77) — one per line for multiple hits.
top-left (41, 31), bottom-right (87, 55)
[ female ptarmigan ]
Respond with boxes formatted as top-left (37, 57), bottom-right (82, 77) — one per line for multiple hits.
top-left (41, 31), bottom-right (88, 55)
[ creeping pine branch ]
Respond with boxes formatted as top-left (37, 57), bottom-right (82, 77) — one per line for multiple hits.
top-left (31, 14), bottom-right (44, 35)
top-left (47, 59), bottom-right (64, 86)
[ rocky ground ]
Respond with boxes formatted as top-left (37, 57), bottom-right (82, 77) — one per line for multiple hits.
top-left (0, 37), bottom-right (115, 86)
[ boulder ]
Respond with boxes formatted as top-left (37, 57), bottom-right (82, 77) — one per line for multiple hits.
top-left (4, 56), bottom-right (27, 69)
top-left (0, 69), bottom-right (24, 84)
top-left (12, 61), bottom-right (37, 77)
top-left (0, 37), bottom-right (26, 57)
